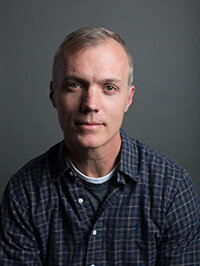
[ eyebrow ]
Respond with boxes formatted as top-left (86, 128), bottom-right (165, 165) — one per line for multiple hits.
top-left (63, 75), bottom-right (88, 86)
top-left (63, 75), bottom-right (124, 86)
top-left (99, 78), bottom-right (123, 85)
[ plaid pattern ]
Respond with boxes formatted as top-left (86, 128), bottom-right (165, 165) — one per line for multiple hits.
top-left (0, 129), bottom-right (200, 265)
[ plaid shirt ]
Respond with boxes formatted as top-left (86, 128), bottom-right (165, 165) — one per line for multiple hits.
top-left (0, 130), bottom-right (200, 265)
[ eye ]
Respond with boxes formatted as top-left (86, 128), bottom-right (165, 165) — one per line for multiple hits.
top-left (69, 82), bottom-right (80, 88)
top-left (104, 84), bottom-right (118, 94)
top-left (106, 85), bottom-right (114, 90)
top-left (65, 82), bottom-right (81, 92)
top-left (105, 85), bottom-right (116, 91)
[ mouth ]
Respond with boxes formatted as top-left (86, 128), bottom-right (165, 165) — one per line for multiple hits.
top-left (75, 121), bottom-right (104, 130)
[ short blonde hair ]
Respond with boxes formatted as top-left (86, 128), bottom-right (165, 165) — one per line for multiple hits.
top-left (52, 27), bottom-right (134, 86)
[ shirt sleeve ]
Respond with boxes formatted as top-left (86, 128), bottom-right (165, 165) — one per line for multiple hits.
top-left (156, 172), bottom-right (200, 265)
top-left (0, 179), bottom-right (43, 265)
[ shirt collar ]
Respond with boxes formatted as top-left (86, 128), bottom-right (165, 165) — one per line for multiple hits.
top-left (49, 129), bottom-right (140, 183)
top-left (118, 128), bottom-right (140, 183)
top-left (49, 140), bottom-right (71, 181)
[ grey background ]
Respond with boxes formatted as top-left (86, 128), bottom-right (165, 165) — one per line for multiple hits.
top-left (0, 0), bottom-right (199, 200)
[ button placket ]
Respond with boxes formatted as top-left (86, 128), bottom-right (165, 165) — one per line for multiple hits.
top-left (85, 218), bottom-right (104, 266)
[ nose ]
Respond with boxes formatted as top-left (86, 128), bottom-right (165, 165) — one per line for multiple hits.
top-left (81, 87), bottom-right (100, 113)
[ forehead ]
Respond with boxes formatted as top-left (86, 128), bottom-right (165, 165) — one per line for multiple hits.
top-left (61, 39), bottom-right (129, 79)
top-left (63, 38), bottom-right (128, 62)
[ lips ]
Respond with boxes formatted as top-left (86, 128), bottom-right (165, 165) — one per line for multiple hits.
top-left (75, 120), bottom-right (104, 130)
top-left (75, 119), bottom-right (104, 125)
top-left (76, 122), bottom-right (102, 125)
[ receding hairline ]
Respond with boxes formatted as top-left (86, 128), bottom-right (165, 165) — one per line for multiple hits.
top-left (52, 27), bottom-right (134, 85)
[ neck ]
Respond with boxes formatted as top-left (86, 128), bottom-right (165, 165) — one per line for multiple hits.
top-left (65, 137), bottom-right (121, 177)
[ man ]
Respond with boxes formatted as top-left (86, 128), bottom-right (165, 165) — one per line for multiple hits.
top-left (0, 27), bottom-right (199, 265)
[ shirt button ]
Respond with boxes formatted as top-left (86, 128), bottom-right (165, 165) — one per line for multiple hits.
top-left (91, 264), bottom-right (95, 266)
top-left (69, 171), bottom-right (73, 176)
top-left (78, 198), bottom-right (83, 204)
top-left (92, 230), bottom-right (97, 236)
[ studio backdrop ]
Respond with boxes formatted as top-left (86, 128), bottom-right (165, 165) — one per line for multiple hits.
top-left (0, 0), bottom-right (199, 199)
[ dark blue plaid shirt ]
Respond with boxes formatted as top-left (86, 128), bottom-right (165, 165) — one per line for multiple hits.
top-left (0, 130), bottom-right (200, 265)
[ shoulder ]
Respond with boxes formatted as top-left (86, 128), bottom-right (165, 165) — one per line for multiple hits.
top-left (121, 129), bottom-right (185, 175)
top-left (120, 129), bottom-right (193, 201)
top-left (121, 130), bottom-right (200, 227)
top-left (2, 141), bottom-right (62, 207)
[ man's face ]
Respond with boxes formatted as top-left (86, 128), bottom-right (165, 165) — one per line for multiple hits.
top-left (50, 39), bottom-right (134, 152)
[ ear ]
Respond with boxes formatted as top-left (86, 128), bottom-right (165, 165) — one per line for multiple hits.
top-left (49, 80), bottom-right (57, 108)
top-left (124, 85), bottom-right (135, 112)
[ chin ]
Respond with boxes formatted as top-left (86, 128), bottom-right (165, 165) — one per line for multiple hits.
top-left (77, 139), bottom-right (104, 150)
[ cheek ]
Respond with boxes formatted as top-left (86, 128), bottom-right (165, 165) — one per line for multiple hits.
top-left (57, 94), bottom-right (80, 114)
top-left (55, 99), bottom-right (73, 127)
top-left (106, 98), bottom-right (127, 117)
top-left (106, 104), bottom-right (126, 128)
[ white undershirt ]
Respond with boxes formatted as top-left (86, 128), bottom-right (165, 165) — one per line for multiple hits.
top-left (69, 160), bottom-right (119, 184)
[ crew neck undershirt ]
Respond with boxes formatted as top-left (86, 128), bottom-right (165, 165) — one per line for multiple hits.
top-left (69, 160), bottom-right (119, 213)
top-left (69, 160), bottom-right (118, 184)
